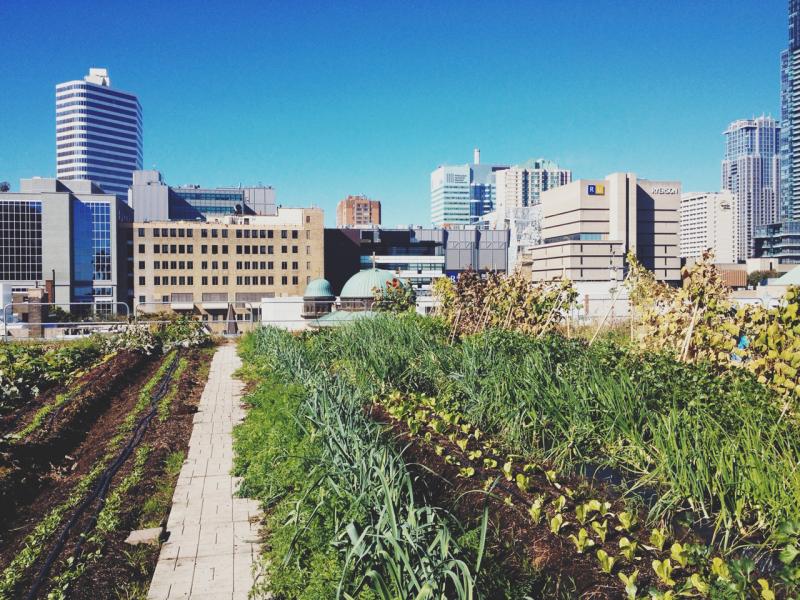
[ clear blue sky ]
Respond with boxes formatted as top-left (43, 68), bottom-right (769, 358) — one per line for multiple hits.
top-left (0, 0), bottom-right (786, 226)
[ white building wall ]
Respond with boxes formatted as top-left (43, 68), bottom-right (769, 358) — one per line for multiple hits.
top-left (680, 191), bottom-right (738, 263)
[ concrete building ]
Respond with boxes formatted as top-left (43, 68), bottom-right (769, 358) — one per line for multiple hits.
top-left (722, 117), bottom-right (781, 259)
top-left (430, 149), bottom-right (509, 227)
top-left (56, 68), bottom-right (142, 199)
top-left (336, 195), bottom-right (381, 227)
top-left (0, 178), bottom-right (133, 308)
top-left (128, 170), bottom-right (276, 222)
top-left (132, 208), bottom-right (324, 321)
top-left (679, 191), bottom-right (738, 263)
top-left (324, 227), bottom-right (510, 297)
top-left (526, 173), bottom-right (681, 283)
top-left (494, 159), bottom-right (572, 218)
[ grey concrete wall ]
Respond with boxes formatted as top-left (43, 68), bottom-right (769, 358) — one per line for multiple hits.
top-left (40, 193), bottom-right (73, 305)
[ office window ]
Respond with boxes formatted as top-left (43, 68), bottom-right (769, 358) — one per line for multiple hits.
top-left (222, 229), bottom-right (228, 238)
top-left (268, 276), bottom-right (274, 285)
top-left (178, 276), bottom-right (185, 285)
top-left (292, 246), bottom-right (298, 253)
top-left (161, 228), bottom-right (168, 237)
top-left (292, 261), bottom-right (298, 270)
top-left (178, 261), bottom-right (185, 269)
top-left (154, 261), bottom-right (160, 269)
top-left (139, 276), bottom-right (145, 285)
top-left (259, 230), bottom-right (266, 238)
top-left (236, 276), bottom-right (242, 285)
top-left (138, 227), bottom-right (145, 237)
top-left (281, 276), bottom-right (288, 285)
top-left (306, 215), bottom-right (310, 223)
top-left (201, 244), bottom-right (208, 254)
top-left (306, 246), bottom-right (310, 254)
top-left (170, 244), bottom-right (177, 253)
top-left (306, 262), bottom-right (310, 270)
top-left (178, 228), bottom-right (185, 238)
top-left (281, 245), bottom-right (288, 253)
top-left (201, 261), bottom-right (208, 269)
top-left (292, 276), bottom-right (298, 285)
top-left (268, 246), bottom-right (274, 254)
top-left (268, 261), bottom-right (274, 269)
top-left (291, 230), bottom-right (298, 239)
top-left (202, 276), bottom-right (208, 285)
top-left (170, 276), bottom-right (177, 285)
top-left (260, 245), bottom-right (266, 254)
top-left (154, 276), bottom-right (160, 285)
top-left (138, 260), bottom-right (145, 269)
top-left (236, 230), bottom-right (242, 238)
top-left (281, 261), bottom-right (287, 270)
top-left (187, 244), bottom-right (193, 253)
top-left (268, 230), bottom-right (274, 239)
top-left (243, 230), bottom-right (250, 239)
top-left (170, 261), bottom-right (177, 269)
top-left (139, 244), bottom-right (145, 253)
top-left (260, 276), bottom-right (266, 285)
top-left (201, 229), bottom-right (208, 238)
top-left (222, 245), bottom-right (228, 254)
top-left (211, 229), bottom-right (218, 238)
top-left (187, 229), bottom-right (193, 238)
top-left (153, 229), bottom-right (160, 237)
top-left (179, 244), bottom-right (185, 253)
top-left (222, 276), bottom-right (228, 285)
top-left (212, 276), bottom-right (218, 285)
top-left (212, 245), bottom-right (218, 255)
top-left (236, 261), bottom-right (243, 269)
top-left (222, 261), bottom-right (228, 269)
top-left (138, 295), bottom-right (145, 304)
top-left (187, 260), bottom-right (193, 269)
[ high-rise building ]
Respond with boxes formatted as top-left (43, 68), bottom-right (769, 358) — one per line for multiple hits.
top-left (526, 173), bottom-right (681, 283)
top-left (128, 170), bottom-right (276, 222)
top-left (430, 149), bottom-right (508, 227)
top-left (721, 116), bottom-right (781, 259)
top-left (336, 195), bottom-right (381, 227)
top-left (494, 160), bottom-right (572, 216)
top-left (679, 191), bottom-right (738, 263)
top-left (0, 178), bottom-right (133, 308)
top-left (56, 68), bottom-right (142, 199)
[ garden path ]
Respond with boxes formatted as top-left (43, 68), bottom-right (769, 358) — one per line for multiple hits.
top-left (147, 344), bottom-right (262, 600)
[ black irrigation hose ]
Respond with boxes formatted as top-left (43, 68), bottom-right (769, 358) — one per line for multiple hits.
top-left (23, 350), bottom-right (182, 600)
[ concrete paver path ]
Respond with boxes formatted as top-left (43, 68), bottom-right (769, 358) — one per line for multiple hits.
top-left (148, 344), bottom-right (262, 600)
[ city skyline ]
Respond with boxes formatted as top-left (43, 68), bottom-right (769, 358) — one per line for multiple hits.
top-left (0, 0), bottom-right (786, 227)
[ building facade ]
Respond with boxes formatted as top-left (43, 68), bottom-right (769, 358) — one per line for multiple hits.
top-left (133, 208), bottom-right (324, 320)
top-left (128, 170), bottom-right (276, 222)
top-left (0, 178), bottom-right (133, 308)
top-left (526, 173), bottom-right (681, 283)
top-left (430, 149), bottom-right (509, 227)
top-left (324, 227), bottom-right (510, 297)
top-left (721, 117), bottom-right (781, 259)
top-left (56, 68), bottom-right (142, 199)
top-left (494, 160), bottom-right (572, 217)
top-left (679, 191), bottom-right (738, 263)
top-left (782, 0), bottom-right (800, 222)
top-left (336, 195), bottom-right (381, 227)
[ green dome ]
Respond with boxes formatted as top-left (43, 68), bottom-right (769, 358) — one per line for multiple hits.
top-left (304, 278), bottom-right (334, 298)
top-left (340, 269), bottom-right (406, 299)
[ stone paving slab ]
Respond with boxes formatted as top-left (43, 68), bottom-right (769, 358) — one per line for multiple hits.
top-left (148, 344), bottom-right (262, 600)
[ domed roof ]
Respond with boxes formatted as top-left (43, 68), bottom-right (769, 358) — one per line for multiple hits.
top-left (303, 278), bottom-right (334, 298)
top-left (340, 268), bottom-right (406, 299)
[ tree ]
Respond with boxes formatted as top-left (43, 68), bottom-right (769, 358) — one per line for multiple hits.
top-left (372, 278), bottom-right (416, 313)
top-left (747, 269), bottom-right (778, 288)
top-left (0, 181), bottom-right (10, 192)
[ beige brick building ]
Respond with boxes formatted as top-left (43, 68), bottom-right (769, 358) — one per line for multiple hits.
top-left (524, 173), bottom-right (681, 283)
top-left (336, 195), bottom-right (381, 227)
top-left (132, 208), bottom-right (324, 320)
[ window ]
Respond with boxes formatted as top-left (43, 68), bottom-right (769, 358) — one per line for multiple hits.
top-left (187, 244), bottom-right (193, 253)
top-left (222, 245), bottom-right (228, 254)
top-left (306, 262), bottom-right (310, 270)
top-left (292, 230), bottom-right (298, 239)
top-left (178, 276), bottom-right (185, 285)
top-left (201, 261), bottom-right (208, 269)
top-left (292, 276), bottom-right (298, 285)
top-left (243, 230), bottom-right (250, 239)
top-left (153, 229), bottom-right (160, 237)
top-left (236, 261), bottom-right (243, 269)
top-left (161, 228), bottom-right (168, 237)
top-left (138, 244), bottom-right (145, 253)
top-left (202, 276), bottom-right (208, 285)
top-left (236, 245), bottom-right (242, 254)
top-left (281, 245), bottom-right (287, 253)
top-left (222, 261), bottom-right (228, 269)
top-left (222, 229), bottom-right (228, 238)
top-left (281, 261), bottom-right (288, 269)
top-left (281, 230), bottom-right (287, 239)
top-left (306, 246), bottom-right (311, 254)
top-left (138, 295), bottom-right (145, 304)
top-left (236, 276), bottom-right (242, 285)
top-left (154, 276), bottom-right (161, 285)
top-left (268, 276), bottom-right (274, 285)
top-left (138, 260), bottom-right (145, 269)
top-left (188, 261), bottom-right (194, 269)
top-left (268, 261), bottom-right (274, 269)
top-left (268, 246), bottom-right (274, 254)
top-left (178, 244), bottom-right (185, 253)
top-left (202, 244), bottom-right (208, 254)
top-left (292, 261), bottom-right (298, 270)
top-left (178, 228), bottom-right (185, 238)
top-left (170, 276), bottom-right (177, 285)
top-left (212, 261), bottom-right (219, 269)
top-left (138, 227), bottom-right (145, 237)
top-left (154, 261), bottom-right (161, 269)
top-left (268, 230), bottom-right (274, 239)
top-left (281, 276), bottom-right (288, 285)
top-left (178, 261), bottom-right (185, 270)
top-left (170, 244), bottom-right (177, 253)
top-left (222, 276), bottom-right (228, 284)
top-left (201, 229), bottom-right (208, 238)
top-left (306, 215), bottom-right (310, 223)
top-left (292, 246), bottom-right (298, 253)
top-left (212, 245), bottom-right (218, 255)
top-left (212, 276), bottom-right (218, 285)
top-left (139, 276), bottom-right (145, 285)
top-left (260, 245), bottom-right (266, 254)
top-left (211, 229), bottom-right (218, 238)
top-left (187, 229), bottom-right (193, 238)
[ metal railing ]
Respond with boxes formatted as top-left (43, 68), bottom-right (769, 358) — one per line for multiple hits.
top-left (133, 300), bottom-right (256, 335)
top-left (2, 301), bottom-right (130, 342)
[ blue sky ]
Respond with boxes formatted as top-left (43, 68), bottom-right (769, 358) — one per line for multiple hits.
top-left (0, 0), bottom-right (786, 226)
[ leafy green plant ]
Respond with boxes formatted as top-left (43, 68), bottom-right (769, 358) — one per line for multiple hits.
top-left (596, 549), bottom-right (616, 574)
top-left (652, 559), bottom-right (676, 587)
top-left (568, 528), bottom-right (594, 553)
top-left (618, 569), bottom-right (639, 600)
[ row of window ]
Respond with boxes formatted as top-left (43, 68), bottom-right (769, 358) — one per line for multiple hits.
top-left (138, 259), bottom-right (307, 271)
top-left (139, 227), bottom-right (301, 239)
top-left (139, 243), bottom-right (306, 255)
top-left (141, 275), bottom-right (299, 286)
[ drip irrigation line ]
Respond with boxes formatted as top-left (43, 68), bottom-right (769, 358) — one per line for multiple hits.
top-left (23, 351), bottom-right (182, 600)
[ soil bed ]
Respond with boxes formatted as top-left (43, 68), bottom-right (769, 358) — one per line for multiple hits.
top-left (369, 403), bottom-right (663, 599)
top-left (0, 346), bottom-right (213, 599)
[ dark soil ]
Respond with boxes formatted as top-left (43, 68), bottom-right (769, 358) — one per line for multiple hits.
top-left (0, 346), bottom-right (213, 600)
top-left (0, 350), bottom-right (154, 532)
top-left (369, 403), bottom-right (663, 599)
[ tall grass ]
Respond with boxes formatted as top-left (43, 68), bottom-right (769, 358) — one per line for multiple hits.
top-left (238, 327), bottom-right (484, 599)
top-left (299, 313), bottom-right (800, 550)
